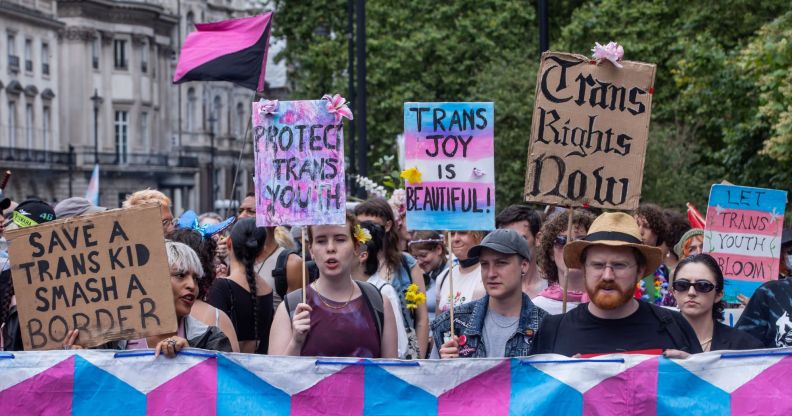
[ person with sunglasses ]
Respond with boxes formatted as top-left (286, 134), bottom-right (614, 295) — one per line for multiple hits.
top-left (532, 210), bottom-right (595, 314)
top-left (672, 254), bottom-right (762, 351)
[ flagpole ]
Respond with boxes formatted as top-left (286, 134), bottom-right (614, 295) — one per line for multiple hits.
top-left (225, 92), bottom-right (261, 218)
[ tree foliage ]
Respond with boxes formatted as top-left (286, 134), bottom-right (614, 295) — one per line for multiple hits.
top-left (273, 0), bottom-right (792, 212)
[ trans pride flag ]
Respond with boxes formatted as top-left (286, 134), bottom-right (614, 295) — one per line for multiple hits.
top-left (173, 13), bottom-right (273, 92)
top-left (84, 164), bottom-right (99, 206)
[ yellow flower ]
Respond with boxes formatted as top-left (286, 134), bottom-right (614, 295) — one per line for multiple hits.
top-left (407, 303), bottom-right (417, 310)
top-left (405, 292), bottom-right (416, 302)
top-left (407, 283), bottom-right (418, 293)
top-left (415, 292), bottom-right (426, 305)
top-left (353, 224), bottom-right (372, 244)
top-left (400, 167), bottom-right (422, 184)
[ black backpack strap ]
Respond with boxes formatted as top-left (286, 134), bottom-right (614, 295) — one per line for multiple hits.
top-left (355, 280), bottom-right (384, 342)
top-left (273, 249), bottom-right (298, 300)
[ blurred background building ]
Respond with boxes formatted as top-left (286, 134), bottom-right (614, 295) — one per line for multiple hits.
top-left (0, 0), bottom-right (287, 213)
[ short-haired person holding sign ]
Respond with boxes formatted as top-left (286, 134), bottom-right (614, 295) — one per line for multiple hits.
top-left (431, 229), bottom-right (546, 358)
top-left (531, 213), bottom-right (702, 357)
top-left (268, 213), bottom-right (398, 358)
top-left (64, 241), bottom-right (232, 356)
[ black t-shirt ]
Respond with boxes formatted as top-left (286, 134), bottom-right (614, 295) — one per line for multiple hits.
top-left (736, 278), bottom-right (792, 348)
top-left (531, 301), bottom-right (702, 356)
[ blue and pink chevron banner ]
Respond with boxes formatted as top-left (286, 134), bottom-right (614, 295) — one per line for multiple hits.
top-left (1, 349), bottom-right (792, 415)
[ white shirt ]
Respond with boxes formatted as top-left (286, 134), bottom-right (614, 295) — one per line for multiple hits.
top-left (368, 274), bottom-right (408, 358)
top-left (530, 296), bottom-right (580, 315)
top-left (436, 264), bottom-right (485, 314)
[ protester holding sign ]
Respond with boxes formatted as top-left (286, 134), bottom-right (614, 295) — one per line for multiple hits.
top-left (355, 198), bottom-right (429, 358)
top-left (672, 254), bottom-right (762, 351)
top-left (209, 219), bottom-right (273, 354)
top-left (435, 231), bottom-right (486, 314)
top-left (268, 212), bottom-right (398, 358)
top-left (64, 241), bottom-right (231, 356)
top-left (531, 213), bottom-right (701, 356)
top-left (532, 210), bottom-right (595, 315)
top-left (432, 229), bottom-right (546, 358)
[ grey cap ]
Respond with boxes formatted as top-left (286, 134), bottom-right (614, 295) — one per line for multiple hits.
top-left (54, 197), bottom-right (106, 219)
top-left (468, 228), bottom-right (531, 261)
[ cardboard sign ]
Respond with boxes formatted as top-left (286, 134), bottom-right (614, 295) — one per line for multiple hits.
top-left (703, 184), bottom-right (787, 301)
top-left (6, 205), bottom-right (177, 350)
top-left (253, 100), bottom-right (346, 226)
top-left (524, 51), bottom-right (656, 209)
top-left (403, 102), bottom-right (495, 231)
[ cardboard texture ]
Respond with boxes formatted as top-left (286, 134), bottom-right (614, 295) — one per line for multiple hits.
top-left (703, 184), bottom-right (787, 301)
top-left (403, 102), bottom-right (496, 231)
top-left (6, 204), bottom-right (177, 350)
top-left (252, 99), bottom-right (346, 227)
top-left (524, 51), bottom-right (656, 209)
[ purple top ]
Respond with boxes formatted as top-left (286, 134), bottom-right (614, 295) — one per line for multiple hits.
top-left (300, 285), bottom-right (381, 358)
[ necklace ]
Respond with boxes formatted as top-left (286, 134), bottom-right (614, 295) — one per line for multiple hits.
top-left (700, 336), bottom-right (713, 352)
top-left (313, 280), bottom-right (355, 309)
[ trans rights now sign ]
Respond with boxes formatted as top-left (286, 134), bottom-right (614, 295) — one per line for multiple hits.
top-left (703, 184), bottom-right (787, 301)
top-left (403, 102), bottom-right (495, 231)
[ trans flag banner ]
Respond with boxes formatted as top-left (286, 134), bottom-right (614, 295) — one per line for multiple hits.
top-left (1, 348), bottom-right (791, 415)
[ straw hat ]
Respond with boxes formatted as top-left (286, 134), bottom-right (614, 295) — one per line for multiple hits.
top-left (563, 212), bottom-right (663, 272)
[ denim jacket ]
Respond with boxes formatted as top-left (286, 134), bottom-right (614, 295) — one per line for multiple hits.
top-left (431, 294), bottom-right (546, 358)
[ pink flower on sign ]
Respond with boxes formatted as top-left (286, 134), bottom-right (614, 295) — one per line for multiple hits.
top-left (591, 41), bottom-right (624, 68)
top-left (257, 99), bottom-right (279, 117)
top-left (322, 94), bottom-right (354, 122)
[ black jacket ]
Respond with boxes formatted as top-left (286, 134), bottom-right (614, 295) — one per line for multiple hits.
top-left (711, 321), bottom-right (763, 351)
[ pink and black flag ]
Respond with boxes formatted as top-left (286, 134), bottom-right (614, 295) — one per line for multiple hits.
top-left (173, 13), bottom-right (273, 92)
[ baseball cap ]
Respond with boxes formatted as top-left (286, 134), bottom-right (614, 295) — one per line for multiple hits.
top-left (468, 229), bottom-right (531, 261)
top-left (11, 199), bottom-right (56, 228)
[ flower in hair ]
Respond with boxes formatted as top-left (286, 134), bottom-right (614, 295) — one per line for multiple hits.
top-left (354, 224), bottom-right (372, 244)
top-left (400, 167), bottom-right (422, 185)
top-left (322, 94), bottom-right (353, 122)
top-left (176, 210), bottom-right (235, 239)
top-left (591, 41), bottom-right (624, 68)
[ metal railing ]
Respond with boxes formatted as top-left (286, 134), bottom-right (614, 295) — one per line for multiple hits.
top-left (0, 147), bottom-right (71, 164)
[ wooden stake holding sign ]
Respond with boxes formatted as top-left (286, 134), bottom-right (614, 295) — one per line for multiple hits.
top-left (446, 232), bottom-right (456, 336)
top-left (524, 50), bottom-right (656, 312)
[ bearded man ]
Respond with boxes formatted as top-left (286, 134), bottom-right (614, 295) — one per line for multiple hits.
top-left (530, 212), bottom-right (702, 357)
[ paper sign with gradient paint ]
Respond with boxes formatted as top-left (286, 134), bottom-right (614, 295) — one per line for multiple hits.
top-left (703, 184), bottom-right (787, 301)
top-left (252, 100), bottom-right (345, 226)
top-left (403, 102), bottom-right (495, 231)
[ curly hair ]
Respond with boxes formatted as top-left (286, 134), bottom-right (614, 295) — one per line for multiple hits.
top-left (663, 208), bottom-right (691, 258)
top-left (166, 228), bottom-right (217, 301)
top-left (123, 189), bottom-right (171, 209)
top-left (634, 204), bottom-right (668, 247)
top-left (537, 210), bottom-right (595, 284)
top-left (673, 254), bottom-right (725, 321)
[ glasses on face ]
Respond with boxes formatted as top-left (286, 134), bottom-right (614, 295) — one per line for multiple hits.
top-left (554, 235), bottom-right (583, 247)
top-left (585, 261), bottom-right (636, 275)
top-left (672, 279), bottom-right (716, 293)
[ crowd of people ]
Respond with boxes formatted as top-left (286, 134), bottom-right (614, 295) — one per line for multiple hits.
top-left (1, 190), bottom-right (791, 360)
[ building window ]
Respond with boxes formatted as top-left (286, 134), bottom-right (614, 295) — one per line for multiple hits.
top-left (236, 102), bottom-right (245, 137)
top-left (8, 101), bottom-right (17, 147)
top-left (25, 104), bottom-right (33, 149)
top-left (186, 12), bottom-right (195, 34)
top-left (24, 38), bottom-right (33, 72)
top-left (8, 34), bottom-right (19, 72)
top-left (141, 111), bottom-right (149, 150)
top-left (212, 95), bottom-right (222, 134)
top-left (115, 111), bottom-right (129, 164)
top-left (41, 42), bottom-right (50, 75)
top-left (43, 106), bottom-right (50, 151)
top-left (92, 37), bottom-right (100, 69)
top-left (186, 88), bottom-right (196, 132)
top-left (141, 40), bottom-right (149, 73)
top-left (113, 39), bottom-right (127, 70)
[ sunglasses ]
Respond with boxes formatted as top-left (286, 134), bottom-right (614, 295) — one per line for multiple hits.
top-left (672, 279), bottom-right (716, 293)
top-left (554, 235), bottom-right (584, 247)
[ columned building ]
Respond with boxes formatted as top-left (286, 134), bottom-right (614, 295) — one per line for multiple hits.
top-left (0, 0), bottom-right (287, 213)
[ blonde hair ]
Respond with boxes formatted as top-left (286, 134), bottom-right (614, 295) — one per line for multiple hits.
top-left (123, 189), bottom-right (171, 209)
top-left (274, 226), bottom-right (296, 249)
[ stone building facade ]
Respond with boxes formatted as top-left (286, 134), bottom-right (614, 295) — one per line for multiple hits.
top-left (0, 0), bottom-right (286, 214)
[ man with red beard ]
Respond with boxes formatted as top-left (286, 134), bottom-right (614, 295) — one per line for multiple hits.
top-left (530, 213), bottom-right (701, 357)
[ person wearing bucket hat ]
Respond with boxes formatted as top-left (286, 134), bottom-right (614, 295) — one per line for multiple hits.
top-left (531, 212), bottom-right (702, 357)
top-left (736, 228), bottom-right (792, 348)
top-left (430, 229), bottom-right (547, 359)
